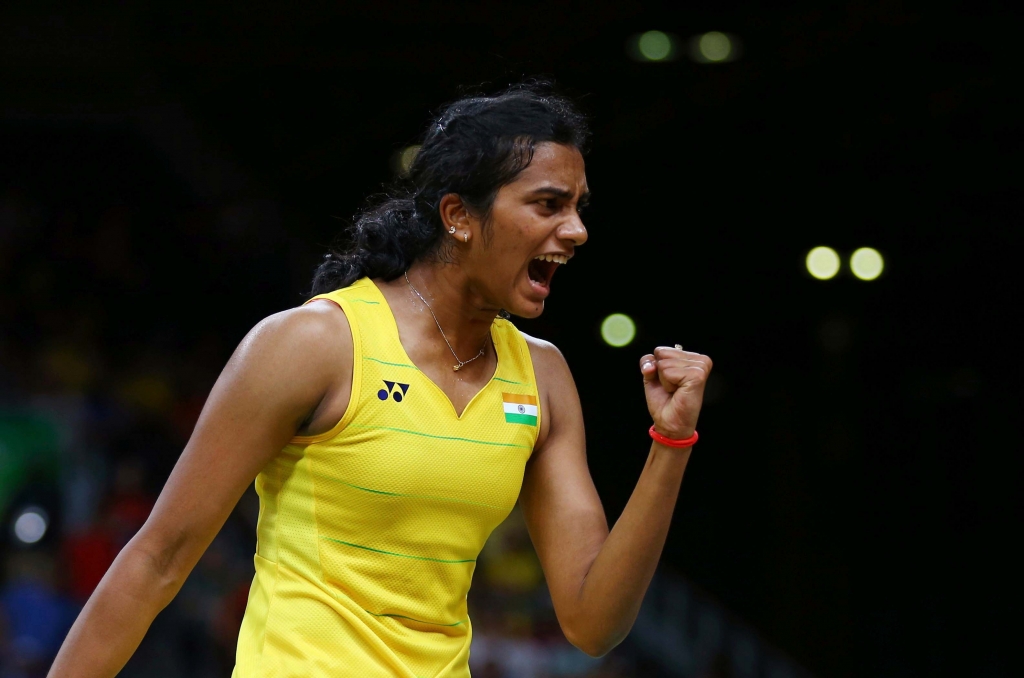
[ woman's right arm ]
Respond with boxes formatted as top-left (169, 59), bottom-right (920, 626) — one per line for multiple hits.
top-left (48, 302), bottom-right (352, 678)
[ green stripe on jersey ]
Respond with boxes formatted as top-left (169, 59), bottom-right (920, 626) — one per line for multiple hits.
top-left (362, 356), bottom-right (419, 369)
top-left (321, 536), bottom-right (476, 564)
top-left (312, 472), bottom-right (514, 511)
top-left (348, 424), bottom-right (531, 449)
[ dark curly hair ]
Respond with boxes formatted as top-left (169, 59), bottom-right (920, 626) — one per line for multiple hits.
top-left (310, 82), bottom-right (590, 295)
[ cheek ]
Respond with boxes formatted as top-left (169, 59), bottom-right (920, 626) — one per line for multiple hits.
top-left (488, 212), bottom-right (535, 256)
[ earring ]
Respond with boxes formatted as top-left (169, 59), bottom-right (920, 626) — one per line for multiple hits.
top-left (463, 233), bottom-right (468, 242)
top-left (448, 226), bottom-right (456, 234)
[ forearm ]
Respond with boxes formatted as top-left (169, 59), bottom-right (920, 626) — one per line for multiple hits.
top-left (48, 539), bottom-right (186, 678)
top-left (567, 442), bottom-right (690, 655)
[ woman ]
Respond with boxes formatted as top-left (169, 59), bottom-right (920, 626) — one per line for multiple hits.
top-left (49, 85), bottom-right (712, 677)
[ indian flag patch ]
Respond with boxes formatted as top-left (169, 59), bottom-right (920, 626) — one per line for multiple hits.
top-left (502, 393), bottom-right (538, 426)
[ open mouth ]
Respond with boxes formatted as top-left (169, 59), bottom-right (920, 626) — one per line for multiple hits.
top-left (527, 253), bottom-right (569, 291)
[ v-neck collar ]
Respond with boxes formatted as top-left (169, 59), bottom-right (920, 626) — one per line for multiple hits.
top-left (368, 278), bottom-right (501, 420)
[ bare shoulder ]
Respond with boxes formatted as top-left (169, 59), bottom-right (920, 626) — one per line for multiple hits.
top-left (231, 298), bottom-right (352, 382)
top-left (255, 297), bottom-right (349, 338)
top-left (521, 331), bottom-right (570, 381)
top-left (520, 329), bottom-right (585, 456)
top-left (519, 331), bottom-right (582, 448)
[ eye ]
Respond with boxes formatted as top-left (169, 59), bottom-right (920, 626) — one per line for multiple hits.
top-left (541, 198), bottom-right (559, 210)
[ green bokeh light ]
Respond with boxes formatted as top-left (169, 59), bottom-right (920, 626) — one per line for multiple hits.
top-left (638, 31), bottom-right (672, 61)
top-left (806, 246), bottom-right (840, 280)
top-left (601, 313), bottom-right (636, 347)
top-left (698, 31), bottom-right (732, 62)
top-left (850, 247), bottom-right (884, 281)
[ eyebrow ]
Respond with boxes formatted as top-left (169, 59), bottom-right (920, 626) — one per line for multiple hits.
top-left (528, 186), bottom-right (592, 203)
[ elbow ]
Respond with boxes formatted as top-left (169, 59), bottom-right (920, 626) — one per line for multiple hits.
top-left (562, 624), bottom-right (626, 658)
top-left (128, 530), bottom-right (193, 605)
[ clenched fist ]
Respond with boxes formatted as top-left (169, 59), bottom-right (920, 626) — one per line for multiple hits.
top-left (640, 346), bottom-right (713, 441)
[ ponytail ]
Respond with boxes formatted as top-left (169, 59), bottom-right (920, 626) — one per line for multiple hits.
top-left (311, 197), bottom-right (439, 295)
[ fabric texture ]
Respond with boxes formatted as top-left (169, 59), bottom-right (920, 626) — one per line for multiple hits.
top-left (232, 277), bottom-right (540, 678)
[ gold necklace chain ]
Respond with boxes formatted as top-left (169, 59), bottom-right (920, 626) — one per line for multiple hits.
top-left (404, 272), bottom-right (487, 372)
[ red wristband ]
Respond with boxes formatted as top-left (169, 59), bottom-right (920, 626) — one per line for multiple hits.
top-left (649, 425), bottom-right (699, 448)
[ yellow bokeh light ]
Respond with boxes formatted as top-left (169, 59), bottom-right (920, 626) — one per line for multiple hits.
top-left (806, 246), bottom-right (840, 280)
top-left (698, 31), bottom-right (732, 62)
top-left (398, 145), bottom-right (421, 175)
top-left (601, 313), bottom-right (636, 347)
top-left (850, 247), bottom-right (884, 281)
top-left (638, 31), bottom-right (673, 61)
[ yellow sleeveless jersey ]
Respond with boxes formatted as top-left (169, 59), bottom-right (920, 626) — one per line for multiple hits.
top-left (231, 277), bottom-right (540, 678)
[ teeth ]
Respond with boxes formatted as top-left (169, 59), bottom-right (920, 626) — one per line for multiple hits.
top-left (534, 254), bottom-right (568, 264)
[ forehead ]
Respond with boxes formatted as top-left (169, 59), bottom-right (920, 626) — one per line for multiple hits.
top-left (510, 142), bottom-right (588, 193)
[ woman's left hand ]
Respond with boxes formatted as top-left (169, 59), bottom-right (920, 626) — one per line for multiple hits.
top-left (640, 346), bottom-right (713, 440)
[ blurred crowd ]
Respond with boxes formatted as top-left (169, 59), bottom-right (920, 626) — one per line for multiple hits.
top-left (0, 187), bottom-right (649, 677)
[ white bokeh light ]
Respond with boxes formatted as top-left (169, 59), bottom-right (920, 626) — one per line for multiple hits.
top-left (13, 506), bottom-right (48, 544)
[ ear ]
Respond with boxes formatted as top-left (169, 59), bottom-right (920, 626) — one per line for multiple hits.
top-left (438, 193), bottom-right (471, 233)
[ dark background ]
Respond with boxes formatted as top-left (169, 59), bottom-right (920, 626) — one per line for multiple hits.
top-left (1, 2), bottom-right (1021, 677)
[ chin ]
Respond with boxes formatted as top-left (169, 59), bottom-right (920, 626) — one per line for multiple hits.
top-left (508, 300), bottom-right (545, 319)
top-left (503, 289), bottom-right (547, 319)
top-left (496, 276), bottom-right (550, 319)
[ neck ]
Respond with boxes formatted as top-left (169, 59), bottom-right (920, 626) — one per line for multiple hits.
top-left (398, 261), bottom-right (500, 361)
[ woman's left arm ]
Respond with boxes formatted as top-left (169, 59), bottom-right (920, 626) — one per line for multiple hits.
top-left (519, 340), bottom-right (711, 657)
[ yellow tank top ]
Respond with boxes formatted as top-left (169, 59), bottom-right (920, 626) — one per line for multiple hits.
top-left (231, 277), bottom-right (540, 678)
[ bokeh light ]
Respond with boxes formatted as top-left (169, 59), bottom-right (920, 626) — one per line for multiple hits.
top-left (688, 31), bottom-right (741, 63)
top-left (850, 247), bottom-right (884, 280)
top-left (806, 246), bottom-right (841, 280)
top-left (699, 32), bottom-right (732, 61)
top-left (12, 506), bottom-right (48, 544)
top-left (638, 31), bottom-right (673, 61)
top-left (397, 144), bottom-right (421, 175)
top-left (601, 313), bottom-right (636, 347)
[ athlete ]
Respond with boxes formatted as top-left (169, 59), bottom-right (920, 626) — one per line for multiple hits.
top-left (48, 85), bottom-right (713, 677)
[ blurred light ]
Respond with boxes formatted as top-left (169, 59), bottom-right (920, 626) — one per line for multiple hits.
top-left (638, 31), bottom-right (673, 61)
top-left (601, 313), bottom-right (636, 347)
top-left (397, 145), bottom-right (421, 175)
top-left (12, 506), bottom-right (48, 544)
top-left (850, 247), bottom-right (884, 280)
top-left (688, 31), bottom-right (742, 64)
top-left (698, 32), bottom-right (732, 61)
top-left (806, 246), bottom-right (840, 280)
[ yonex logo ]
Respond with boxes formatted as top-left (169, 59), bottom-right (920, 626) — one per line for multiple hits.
top-left (377, 380), bottom-right (410, 402)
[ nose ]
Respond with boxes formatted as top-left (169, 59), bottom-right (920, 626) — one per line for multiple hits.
top-left (559, 213), bottom-right (588, 247)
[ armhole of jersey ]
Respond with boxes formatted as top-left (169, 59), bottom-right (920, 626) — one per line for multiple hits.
top-left (510, 323), bottom-right (543, 446)
top-left (289, 294), bottom-right (363, 445)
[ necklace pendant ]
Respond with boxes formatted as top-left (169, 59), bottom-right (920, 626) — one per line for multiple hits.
top-left (453, 364), bottom-right (461, 372)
